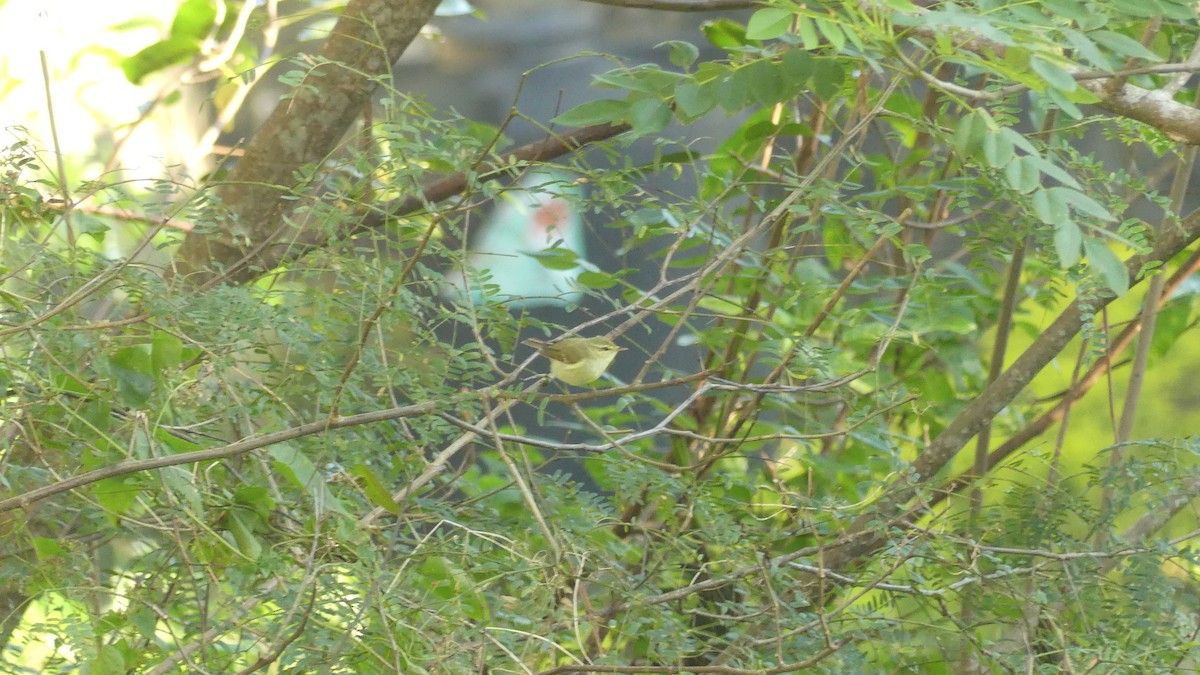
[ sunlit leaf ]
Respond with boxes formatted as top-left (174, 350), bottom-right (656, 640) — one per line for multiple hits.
top-left (745, 7), bottom-right (792, 40)
top-left (552, 99), bottom-right (628, 127)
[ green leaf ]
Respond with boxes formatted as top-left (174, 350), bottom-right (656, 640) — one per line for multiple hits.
top-left (654, 149), bottom-right (703, 166)
top-left (109, 345), bottom-right (155, 407)
top-left (170, 0), bottom-right (218, 41)
top-left (628, 97), bottom-right (672, 135)
top-left (698, 295), bottom-right (745, 317)
top-left (552, 99), bottom-right (628, 127)
top-left (1150, 296), bottom-right (1193, 358)
top-left (823, 220), bottom-right (848, 268)
top-left (1005, 155), bottom-right (1040, 193)
top-left (1153, 0), bottom-right (1199, 20)
top-left (226, 509), bottom-right (263, 559)
top-left (702, 18), bottom-right (748, 49)
top-left (129, 607), bottom-right (158, 641)
top-left (151, 330), bottom-right (183, 374)
top-left (1033, 187), bottom-right (1070, 225)
top-left (577, 270), bottom-right (619, 289)
top-left (1061, 28), bottom-right (1112, 70)
top-left (121, 38), bottom-right (200, 85)
top-left (781, 50), bottom-right (813, 85)
top-left (1059, 188), bottom-right (1116, 221)
top-left (746, 8), bottom-right (792, 40)
top-left (797, 15), bottom-right (820, 50)
top-left (528, 246), bottom-right (579, 270)
top-left (1030, 56), bottom-right (1076, 92)
top-left (898, 9), bottom-right (1015, 46)
top-left (1054, 220), bottom-right (1082, 268)
top-left (747, 59), bottom-right (785, 106)
top-left (717, 71), bottom-right (751, 112)
top-left (351, 464), bottom-right (400, 513)
top-left (1084, 237), bottom-right (1129, 295)
top-left (94, 477), bottom-right (142, 517)
top-left (982, 131), bottom-right (1014, 168)
top-left (88, 644), bottom-right (126, 675)
top-left (1091, 30), bottom-right (1166, 61)
top-left (1028, 154), bottom-right (1081, 189)
top-left (810, 58), bottom-right (844, 101)
top-left (814, 17), bottom-right (845, 52)
top-left (1000, 127), bottom-right (1040, 156)
top-left (1045, 87), bottom-right (1084, 120)
top-left (1039, 0), bottom-right (1091, 20)
top-left (419, 557), bottom-right (490, 621)
top-left (235, 485), bottom-right (276, 519)
top-left (78, 215), bottom-right (111, 242)
top-left (594, 66), bottom-right (678, 95)
top-left (31, 537), bottom-right (63, 560)
top-left (660, 40), bottom-right (700, 68)
top-left (675, 82), bottom-right (716, 119)
top-left (160, 465), bottom-right (204, 515)
top-left (269, 444), bottom-right (348, 516)
top-left (952, 110), bottom-right (991, 161)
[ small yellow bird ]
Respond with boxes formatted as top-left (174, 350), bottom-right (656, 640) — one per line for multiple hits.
top-left (524, 335), bottom-right (624, 385)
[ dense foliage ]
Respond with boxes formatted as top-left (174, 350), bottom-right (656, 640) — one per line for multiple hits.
top-left (4, 0), bottom-right (1200, 672)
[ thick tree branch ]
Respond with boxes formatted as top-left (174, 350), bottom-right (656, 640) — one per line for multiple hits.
top-left (235, 120), bottom-right (631, 277)
top-left (1080, 79), bottom-right (1200, 143)
top-left (172, 0), bottom-right (442, 287)
top-left (898, 4), bottom-right (1200, 143)
top-left (373, 122), bottom-right (631, 227)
